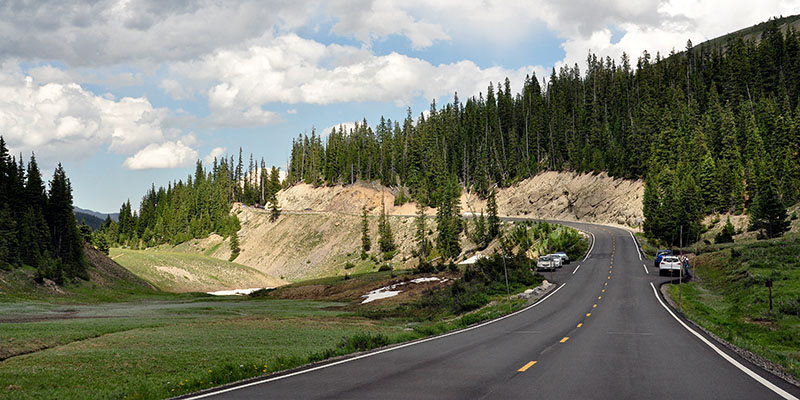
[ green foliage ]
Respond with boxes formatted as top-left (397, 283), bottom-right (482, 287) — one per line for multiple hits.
top-left (714, 217), bottom-right (736, 244)
top-left (229, 232), bottom-right (241, 262)
top-left (0, 139), bottom-right (89, 282)
top-left (750, 184), bottom-right (790, 239)
top-left (414, 200), bottom-right (430, 258)
top-left (361, 206), bottom-right (371, 253)
top-left (435, 176), bottom-right (462, 259)
top-left (667, 233), bottom-right (800, 379)
top-left (378, 264), bottom-right (392, 272)
top-left (377, 196), bottom-right (396, 254)
top-left (487, 190), bottom-right (500, 239)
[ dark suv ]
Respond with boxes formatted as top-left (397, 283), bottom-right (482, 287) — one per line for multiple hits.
top-left (654, 249), bottom-right (672, 269)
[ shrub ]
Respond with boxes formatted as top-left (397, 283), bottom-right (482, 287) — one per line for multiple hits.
top-left (344, 262), bottom-right (355, 269)
top-left (378, 264), bottom-right (392, 272)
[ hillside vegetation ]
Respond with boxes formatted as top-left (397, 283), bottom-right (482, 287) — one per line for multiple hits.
top-left (110, 247), bottom-right (285, 292)
top-left (667, 233), bottom-right (800, 380)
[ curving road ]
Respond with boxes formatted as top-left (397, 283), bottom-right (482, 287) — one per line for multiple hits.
top-left (184, 221), bottom-right (800, 399)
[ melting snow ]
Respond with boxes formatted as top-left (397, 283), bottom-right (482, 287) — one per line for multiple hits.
top-left (206, 288), bottom-right (268, 296)
top-left (361, 277), bottom-right (445, 304)
top-left (459, 254), bottom-right (486, 265)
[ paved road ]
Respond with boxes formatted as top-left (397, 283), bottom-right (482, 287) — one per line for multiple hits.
top-left (186, 221), bottom-right (800, 399)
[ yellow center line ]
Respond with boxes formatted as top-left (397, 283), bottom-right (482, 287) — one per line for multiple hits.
top-left (518, 361), bottom-right (537, 372)
top-left (577, 323), bottom-right (583, 328)
top-left (604, 282), bottom-right (608, 286)
top-left (608, 276), bottom-right (611, 280)
top-left (602, 289), bottom-right (605, 293)
top-left (586, 313), bottom-right (591, 317)
top-left (560, 337), bottom-right (569, 343)
top-left (593, 304), bottom-right (597, 308)
top-left (598, 296), bottom-right (602, 299)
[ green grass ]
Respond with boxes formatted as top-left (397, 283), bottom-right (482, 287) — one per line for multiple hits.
top-left (2, 256), bottom-right (550, 399)
top-left (666, 233), bottom-right (800, 380)
top-left (110, 248), bottom-right (280, 292)
top-left (0, 296), bottom-right (408, 399)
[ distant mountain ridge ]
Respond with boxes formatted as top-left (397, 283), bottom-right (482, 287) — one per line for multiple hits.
top-left (74, 206), bottom-right (119, 222)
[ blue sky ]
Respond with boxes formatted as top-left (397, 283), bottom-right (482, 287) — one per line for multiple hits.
top-left (0, 0), bottom-right (796, 213)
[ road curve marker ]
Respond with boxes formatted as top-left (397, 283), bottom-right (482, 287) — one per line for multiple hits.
top-left (518, 361), bottom-right (537, 372)
top-left (184, 284), bottom-right (570, 399)
top-left (649, 282), bottom-right (798, 400)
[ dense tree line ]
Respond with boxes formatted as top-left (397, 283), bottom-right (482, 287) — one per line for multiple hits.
top-left (0, 137), bottom-right (87, 282)
top-left (98, 152), bottom-right (283, 249)
top-left (287, 19), bottom-right (800, 246)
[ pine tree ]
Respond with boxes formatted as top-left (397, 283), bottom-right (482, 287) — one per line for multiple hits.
top-left (45, 163), bottom-right (87, 281)
top-left (715, 217), bottom-right (735, 243)
top-left (487, 189), bottom-right (500, 239)
top-left (377, 195), bottom-right (396, 255)
top-left (750, 184), bottom-right (790, 239)
top-left (414, 200), bottom-right (429, 258)
top-left (229, 231), bottom-right (241, 261)
top-left (268, 194), bottom-right (281, 222)
top-left (473, 209), bottom-right (487, 248)
top-left (361, 206), bottom-right (371, 256)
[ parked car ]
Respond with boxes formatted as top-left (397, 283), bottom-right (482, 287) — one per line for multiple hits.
top-left (554, 252), bottom-right (570, 264)
top-left (547, 254), bottom-right (563, 268)
top-left (659, 256), bottom-right (683, 276)
top-left (537, 256), bottom-right (555, 271)
top-left (654, 249), bottom-right (672, 269)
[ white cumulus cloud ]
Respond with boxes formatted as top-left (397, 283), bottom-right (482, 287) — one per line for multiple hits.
top-left (172, 34), bottom-right (545, 114)
top-left (203, 146), bottom-right (227, 164)
top-left (123, 139), bottom-right (198, 170)
top-left (0, 67), bottom-right (168, 165)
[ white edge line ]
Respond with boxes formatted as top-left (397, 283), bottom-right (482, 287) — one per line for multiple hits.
top-left (629, 231), bottom-right (643, 261)
top-left (185, 283), bottom-right (568, 399)
top-left (583, 232), bottom-right (596, 262)
top-left (642, 263), bottom-right (649, 274)
top-left (572, 264), bottom-right (581, 274)
top-left (649, 282), bottom-right (797, 400)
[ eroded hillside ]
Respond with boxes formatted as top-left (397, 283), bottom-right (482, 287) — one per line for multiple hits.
top-left (199, 171), bottom-right (642, 282)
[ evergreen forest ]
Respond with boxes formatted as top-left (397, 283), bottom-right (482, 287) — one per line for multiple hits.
top-left (0, 137), bottom-right (87, 282)
top-left (286, 19), bottom-right (800, 246)
top-left (96, 151), bottom-right (283, 249)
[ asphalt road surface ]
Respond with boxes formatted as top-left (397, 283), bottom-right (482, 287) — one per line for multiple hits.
top-left (185, 221), bottom-right (800, 400)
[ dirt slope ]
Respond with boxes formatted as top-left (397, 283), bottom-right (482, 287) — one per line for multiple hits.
top-left (208, 171), bottom-right (642, 282)
top-left (278, 171), bottom-right (644, 226)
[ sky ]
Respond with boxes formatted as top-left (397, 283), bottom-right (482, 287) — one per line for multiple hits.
top-left (1, 1), bottom-right (797, 213)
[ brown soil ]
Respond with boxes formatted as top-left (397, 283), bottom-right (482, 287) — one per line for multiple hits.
top-left (205, 171), bottom-right (642, 283)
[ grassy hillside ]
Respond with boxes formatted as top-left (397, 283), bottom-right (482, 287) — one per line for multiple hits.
top-left (110, 247), bottom-right (286, 293)
top-left (666, 233), bottom-right (800, 380)
top-left (0, 245), bottom-right (158, 303)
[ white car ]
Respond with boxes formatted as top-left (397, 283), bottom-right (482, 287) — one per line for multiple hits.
top-left (537, 256), bottom-right (555, 271)
top-left (554, 252), bottom-right (570, 264)
top-left (659, 256), bottom-right (682, 276)
top-left (547, 254), bottom-right (563, 268)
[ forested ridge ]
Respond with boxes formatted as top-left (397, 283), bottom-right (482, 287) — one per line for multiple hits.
top-left (286, 17), bottom-right (800, 246)
top-left (0, 137), bottom-right (87, 282)
top-left (96, 151), bottom-right (283, 249)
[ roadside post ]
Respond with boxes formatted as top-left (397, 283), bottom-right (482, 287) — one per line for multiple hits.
top-left (679, 225), bottom-right (683, 313)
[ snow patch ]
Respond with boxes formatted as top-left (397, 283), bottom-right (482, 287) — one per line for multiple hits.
top-left (206, 288), bottom-right (269, 296)
top-left (459, 254), bottom-right (485, 265)
top-left (361, 277), bottom-right (446, 304)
